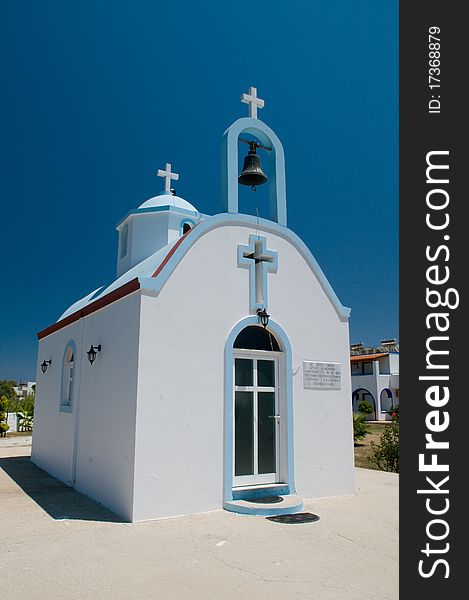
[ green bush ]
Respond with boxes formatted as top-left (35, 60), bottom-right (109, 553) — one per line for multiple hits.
top-left (371, 419), bottom-right (399, 472)
top-left (0, 395), bottom-right (9, 437)
top-left (17, 409), bottom-right (34, 432)
top-left (388, 405), bottom-right (399, 420)
top-left (353, 413), bottom-right (370, 444)
top-left (358, 400), bottom-right (374, 415)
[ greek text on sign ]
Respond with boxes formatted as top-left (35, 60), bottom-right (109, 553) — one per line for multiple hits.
top-left (303, 361), bottom-right (341, 390)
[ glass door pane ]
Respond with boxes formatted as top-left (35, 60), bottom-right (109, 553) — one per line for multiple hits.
top-left (235, 391), bottom-right (254, 476)
top-left (257, 359), bottom-right (275, 387)
top-left (257, 392), bottom-right (276, 474)
top-left (235, 358), bottom-right (253, 386)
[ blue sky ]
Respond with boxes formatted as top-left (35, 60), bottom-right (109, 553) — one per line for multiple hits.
top-left (0, 1), bottom-right (398, 381)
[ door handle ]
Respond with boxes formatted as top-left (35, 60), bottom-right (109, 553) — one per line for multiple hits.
top-left (269, 415), bottom-right (281, 421)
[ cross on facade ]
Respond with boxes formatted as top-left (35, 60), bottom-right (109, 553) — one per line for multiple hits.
top-left (241, 86), bottom-right (265, 119)
top-left (238, 234), bottom-right (278, 311)
top-left (157, 162), bottom-right (179, 193)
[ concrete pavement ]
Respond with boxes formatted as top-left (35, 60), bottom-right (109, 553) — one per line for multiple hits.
top-left (0, 445), bottom-right (398, 600)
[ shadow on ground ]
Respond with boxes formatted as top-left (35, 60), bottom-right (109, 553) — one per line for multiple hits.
top-left (0, 456), bottom-right (123, 523)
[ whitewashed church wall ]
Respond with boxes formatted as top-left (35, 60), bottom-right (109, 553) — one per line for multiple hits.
top-left (253, 225), bottom-right (354, 499)
top-left (240, 226), bottom-right (355, 499)
top-left (134, 288), bottom-right (232, 519)
top-left (73, 292), bottom-right (141, 522)
top-left (133, 226), bottom-right (256, 519)
top-left (129, 213), bottom-right (170, 271)
top-left (133, 224), bottom-right (354, 520)
top-left (32, 320), bottom-right (83, 485)
top-left (266, 237), bottom-right (355, 499)
top-left (291, 325), bottom-right (355, 499)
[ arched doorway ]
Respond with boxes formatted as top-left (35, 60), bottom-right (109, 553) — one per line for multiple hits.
top-left (380, 388), bottom-right (394, 415)
top-left (223, 317), bottom-right (295, 504)
top-left (233, 326), bottom-right (282, 486)
top-left (352, 388), bottom-right (377, 420)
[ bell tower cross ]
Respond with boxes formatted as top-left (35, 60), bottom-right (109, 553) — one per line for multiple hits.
top-left (241, 86), bottom-right (265, 119)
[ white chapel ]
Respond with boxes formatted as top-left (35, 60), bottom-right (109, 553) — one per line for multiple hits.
top-left (32, 88), bottom-right (355, 521)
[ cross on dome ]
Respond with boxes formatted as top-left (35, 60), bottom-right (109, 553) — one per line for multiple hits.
top-left (157, 162), bottom-right (179, 193)
top-left (241, 86), bottom-right (265, 119)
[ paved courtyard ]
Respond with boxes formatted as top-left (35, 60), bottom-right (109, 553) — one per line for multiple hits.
top-left (0, 442), bottom-right (398, 600)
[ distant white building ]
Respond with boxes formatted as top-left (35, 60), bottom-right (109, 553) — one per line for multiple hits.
top-left (350, 342), bottom-right (399, 421)
top-left (32, 88), bottom-right (355, 522)
top-left (13, 381), bottom-right (36, 398)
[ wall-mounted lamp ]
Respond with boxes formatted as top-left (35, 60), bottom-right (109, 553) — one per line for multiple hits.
top-left (41, 359), bottom-right (51, 374)
top-left (87, 344), bottom-right (101, 365)
top-left (256, 308), bottom-right (270, 328)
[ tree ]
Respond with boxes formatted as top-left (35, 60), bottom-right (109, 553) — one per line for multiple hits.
top-left (0, 380), bottom-right (16, 402)
top-left (353, 413), bottom-right (370, 444)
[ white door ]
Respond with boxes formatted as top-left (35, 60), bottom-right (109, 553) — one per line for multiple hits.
top-left (233, 353), bottom-right (280, 486)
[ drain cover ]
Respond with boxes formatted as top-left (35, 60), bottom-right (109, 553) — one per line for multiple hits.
top-left (266, 512), bottom-right (320, 524)
top-left (249, 495), bottom-right (283, 504)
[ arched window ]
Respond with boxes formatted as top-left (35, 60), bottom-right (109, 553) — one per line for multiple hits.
top-left (120, 224), bottom-right (129, 258)
top-left (233, 325), bottom-right (281, 352)
top-left (61, 345), bottom-right (75, 410)
top-left (180, 219), bottom-right (196, 236)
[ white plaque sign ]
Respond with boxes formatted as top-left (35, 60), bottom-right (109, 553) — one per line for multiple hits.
top-left (303, 361), bottom-right (341, 390)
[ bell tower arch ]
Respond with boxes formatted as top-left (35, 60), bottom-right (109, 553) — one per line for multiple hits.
top-left (221, 89), bottom-right (287, 226)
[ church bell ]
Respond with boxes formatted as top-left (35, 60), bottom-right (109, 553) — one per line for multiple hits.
top-left (238, 142), bottom-right (268, 190)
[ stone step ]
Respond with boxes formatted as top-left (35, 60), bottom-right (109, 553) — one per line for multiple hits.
top-left (232, 483), bottom-right (290, 501)
top-left (224, 493), bottom-right (304, 516)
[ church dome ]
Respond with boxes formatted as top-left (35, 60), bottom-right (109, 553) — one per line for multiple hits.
top-left (138, 192), bottom-right (197, 213)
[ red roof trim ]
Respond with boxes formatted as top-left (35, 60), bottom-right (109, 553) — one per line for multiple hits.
top-left (151, 225), bottom-right (195, 278)
top-left (38, 224), bottom-right (198, 341)
top-left (37, 278), bottom-right (140, 340)
top-left (350, 353), bottom-right (388, 362)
